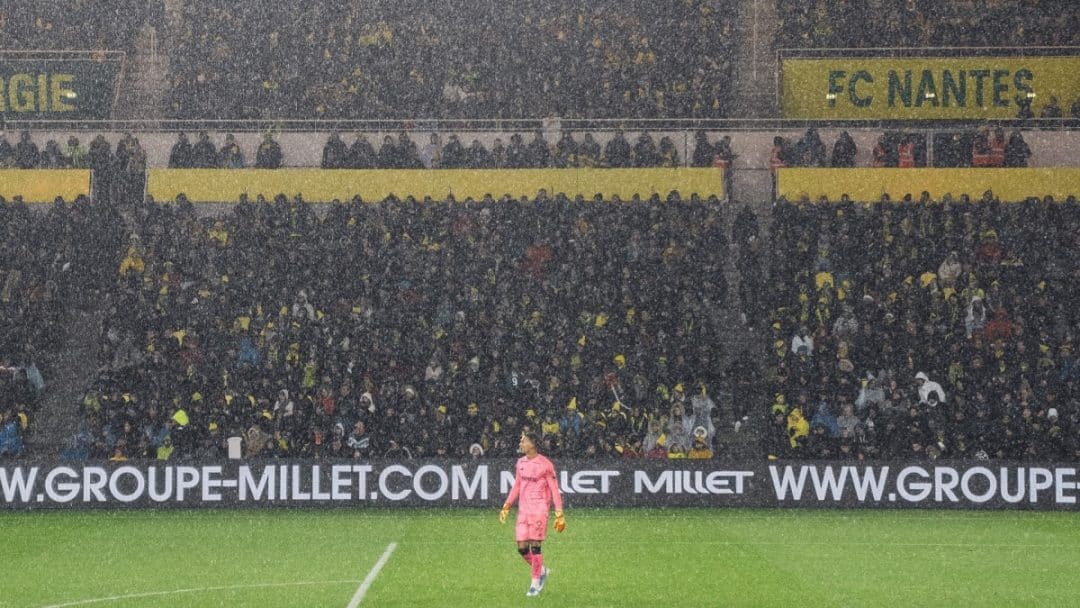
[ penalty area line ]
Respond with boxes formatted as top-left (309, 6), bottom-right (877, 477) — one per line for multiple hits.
top-left (346, 542), bottom-right (398, 608)
top-left (38, 580), bottom-right (362, 608)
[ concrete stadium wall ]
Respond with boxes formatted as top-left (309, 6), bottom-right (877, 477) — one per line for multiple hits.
top-left (16, 129), bottom-right (1080, 171)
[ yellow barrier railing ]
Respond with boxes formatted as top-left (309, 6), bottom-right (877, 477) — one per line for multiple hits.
top-left (778, 168), bottom-right (1080, 201)
top-left (146, 168), bottom-right (724, 202)
top-left (0, 169), bottom-right (91, 203)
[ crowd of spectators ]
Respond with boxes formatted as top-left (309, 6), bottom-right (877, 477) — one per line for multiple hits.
top-left (167, 0), bottom-right (739, 119)
top-left (779, 0), bottom-right (1080, 48)
top-left (0, 0), bottom-right (147, 51)
top-left (68, 191), bottom-right (734, 462)
top-left (935, 128), bottom-right (1032, 168)
top-left (165, 130), bottom-right (690, 169)
top-left (768, 128), bottom-right (861, 169)
top-left (766, 128), bottom-right (1034, 169)
top-left (318, 130), bottom-right (686, 169)
top-left (168, 132), bottom-right (281, 169)
top-left (0, 192), bottom-right (125, 457)
top-left (0, 131), bottom-right (147, 195)
top-left (6, 125), bottom-right (1080, 465)
top-left (768, 129), bottom-right (929, 169)
top-left (765, 194), bottom-right (1080, 461)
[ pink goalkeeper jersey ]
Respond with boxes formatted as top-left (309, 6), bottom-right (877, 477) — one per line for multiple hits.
top-left (505, 454), bottom-right (563, 516)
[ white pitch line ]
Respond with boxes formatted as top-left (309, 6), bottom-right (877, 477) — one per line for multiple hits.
top-left (38, 579), bottom-right (361, 608)
top-left (346, 542), bottom-right (398, 608)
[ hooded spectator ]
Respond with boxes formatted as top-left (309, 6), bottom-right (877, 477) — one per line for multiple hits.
top-left (691, 130), bottom-right (714, 167)
top-left (322, 132), bottom-right (349, 169)
top-left (915, 372), bottom-right (946, 406)
top-left (220, 134), bottom-right (245, 168)
top-left (604, 131), bottom-right (632, 168)
top-left (830, 131), bottom-right (857, 167)
top-left (168, 132), bottom-right (193, 168)
top-left (349, 134), bottom-right (377, 168)
top-left (15, 131), bottom-right (40, 169)
top-left (255, 133), bottom-right (283, 168)
top-left (192, 132), bottom-right (219, 168)
top-left (1004, 131), bottom-right (1031, 167)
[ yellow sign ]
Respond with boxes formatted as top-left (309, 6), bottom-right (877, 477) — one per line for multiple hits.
top-left (0, 73), bottom-right (76, 113)
top-left (0, 169), bottom-right (90, 202)
top-left (778, 168), bottom-right (1080, 201)
top-left (147, 168), bottom-right (724, 203)
top-left (781, 55), bottom-right (1080, 119)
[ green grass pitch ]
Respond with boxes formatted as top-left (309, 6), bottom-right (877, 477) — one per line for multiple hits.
top-left (2, 508), bottom-right (1077, 607)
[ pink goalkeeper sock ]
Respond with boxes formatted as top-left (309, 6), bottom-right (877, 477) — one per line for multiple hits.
top-left (530, 552), bottom-right (544, 579)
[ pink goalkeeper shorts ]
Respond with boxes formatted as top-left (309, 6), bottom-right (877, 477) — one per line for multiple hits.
top-left (515, 513), bottom-right (549, 542)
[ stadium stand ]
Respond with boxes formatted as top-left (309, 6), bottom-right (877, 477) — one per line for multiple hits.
top-left (2, 0), bottom-right (1079, 463)
top-left (777, 0), bottom-right (1080, 48)
top-left (0, 123), bottom-right (1078, 464)
top-left (69, 192), bottom-right (731, 461)
top-left (166, 0), bottom-right (739, 119)
top-left (0, 192), bottom-right (126, 457)
top-left (765, 195), bottom-right (1080, 461)
top-left (0, 0), bottom-right (147, 51)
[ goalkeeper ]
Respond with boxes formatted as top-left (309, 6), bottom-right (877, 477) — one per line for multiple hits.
top-left (499, 431), bottom-right (565, 597)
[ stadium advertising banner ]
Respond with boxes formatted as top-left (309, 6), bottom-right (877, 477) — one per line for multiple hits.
top-left (777, 168), bottom-right (1080, 202)
top-left (0, 52), bottom-right (123, 120)
top-left (1, 460), bottom-right (1078, 511)
top-left (780, 52), bottom-right (1080, 120)
top-left (146, 168), bottom-right (725, 203)
top-left (0, 169), bottom-right (92, 202)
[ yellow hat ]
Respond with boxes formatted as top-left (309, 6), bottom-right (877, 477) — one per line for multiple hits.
top-left (437, 405), bottom-right (448, 414)
top-left (172, 409), bottom-right (190, 426)
top-left (208, 422), bottom-right (219, 432)
top-left (568, 397), bottom-right (578, 410)
top-left (467, 403), bottom-right (479, 413)
top-left (674, 383), bottom-right (684, 393)
top-left (526, 409), bottom-right (537, 418)
top-left (578, 335), bottom-right (586, 347)
top-left (614, 353), bottom-right (626, 368)
top-left (612, 401), bottom-right (622, 411)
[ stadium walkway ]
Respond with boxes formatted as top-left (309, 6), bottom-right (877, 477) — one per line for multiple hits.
top-left (26, 309), bottom-right (104, 456)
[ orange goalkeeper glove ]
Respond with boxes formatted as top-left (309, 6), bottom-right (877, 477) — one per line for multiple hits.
top-left (554, 510), bottom-right (566, 533)
top-left (499, 506), bottom-right (510, 524)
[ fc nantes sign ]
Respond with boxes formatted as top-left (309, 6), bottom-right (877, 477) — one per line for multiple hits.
top-left (781, 52), bottom-right (1080, 120)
